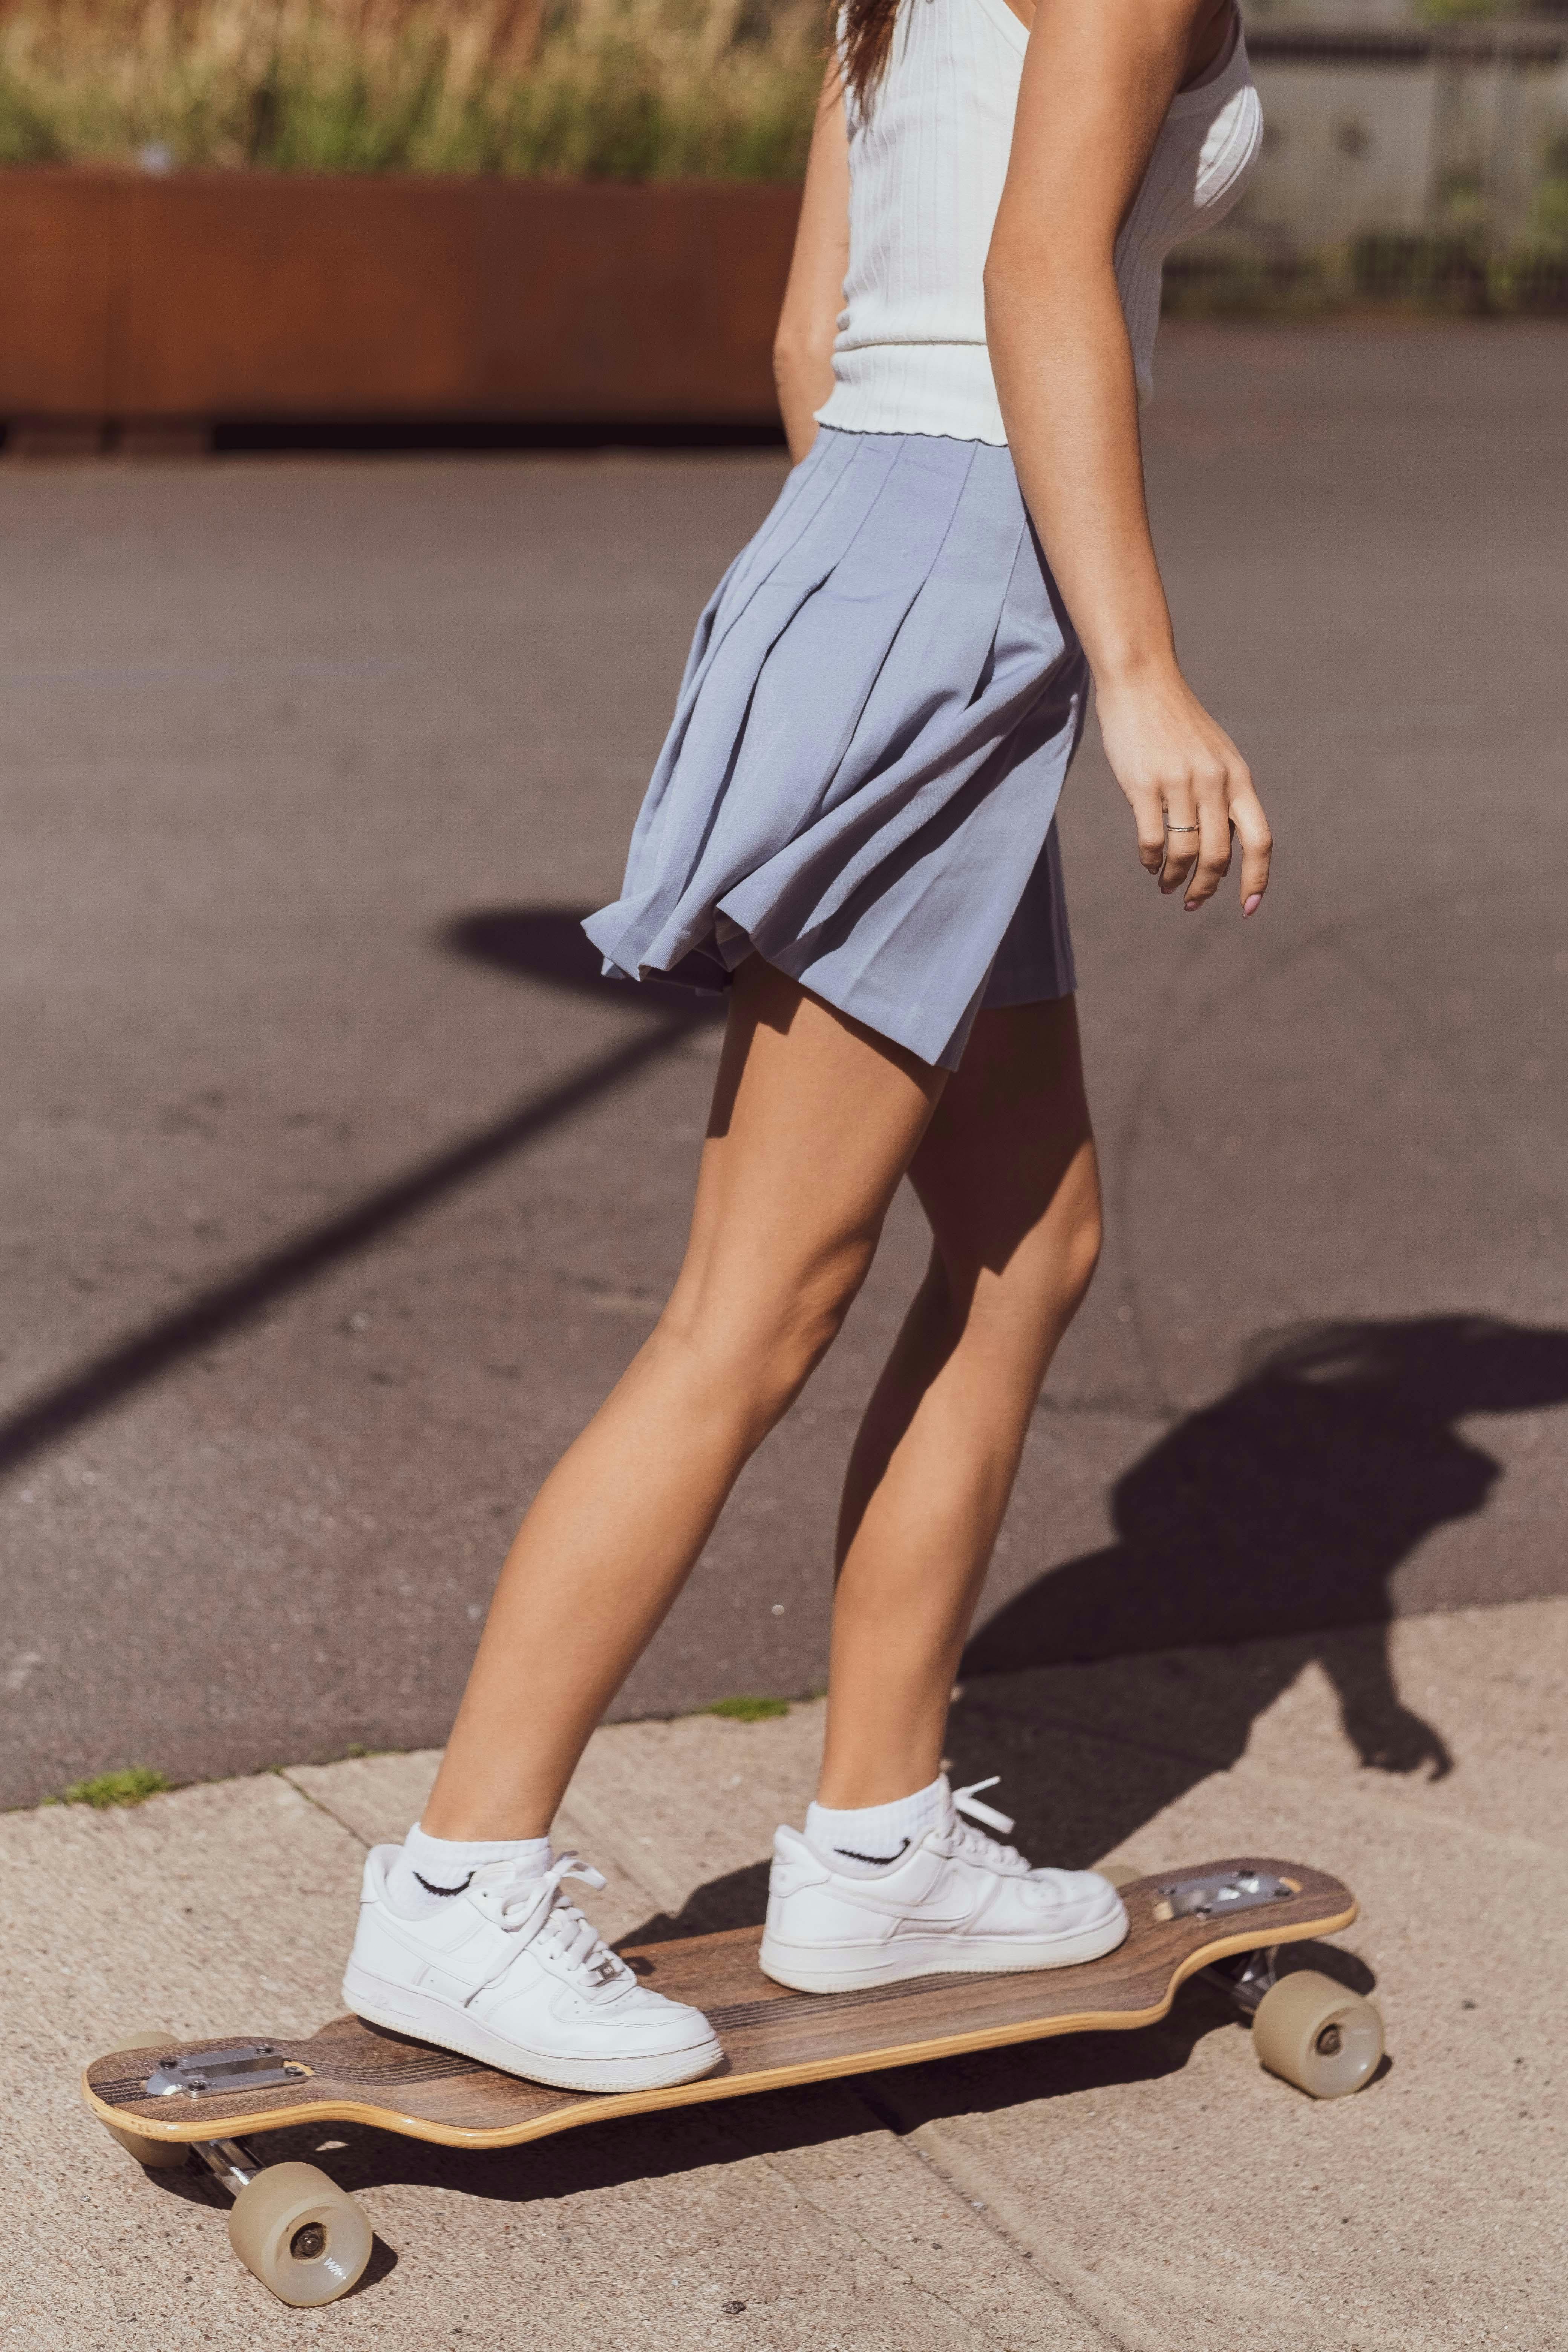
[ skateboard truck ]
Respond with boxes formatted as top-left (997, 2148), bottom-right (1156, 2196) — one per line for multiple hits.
top-left (188, 2134), bottom-right (265, 2197)
top-left (1154, 1872), bottom-right (1291, 2023)
top-left (1198, 1942), bottom-right (1281, 2015)
top-left (1153, 1870), bottom-right (1292, 2015)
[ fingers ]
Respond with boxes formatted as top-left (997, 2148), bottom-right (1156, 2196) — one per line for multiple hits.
top-left (1155, 770), bottom-right (1227, 905)
top-left (1228, 780), bottom-right (1273, 916)
top-left (1158, 760), bottom-right (1268, 915)
top-left (1179, 765), bottom-right (1236, 912)
top-left (1155, 793), bottom-right (1200, 896)
top-left (1132, 793), bottom-right (1168, 878)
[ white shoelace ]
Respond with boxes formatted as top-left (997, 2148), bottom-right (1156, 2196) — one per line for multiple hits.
top-left (482, 1852), bottom-right (629, 1988)
top-left (949, 1777), bottom-right (1030, 1875)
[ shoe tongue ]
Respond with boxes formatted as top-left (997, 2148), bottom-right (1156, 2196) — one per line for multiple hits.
top-left (474, 1856), bottom-right (553, 1902)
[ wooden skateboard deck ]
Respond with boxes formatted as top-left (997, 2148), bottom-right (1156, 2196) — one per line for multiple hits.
top-left (84, 1857), bottom-right (1354, 2154)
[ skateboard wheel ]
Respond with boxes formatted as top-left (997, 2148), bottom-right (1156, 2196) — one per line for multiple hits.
top-left (1251, 1970), bottom-right (1383, 2100)
top-left (101, 2030), bottom-right (190, 2168)
top-left (228, 2163), bottom-right (373, 2306)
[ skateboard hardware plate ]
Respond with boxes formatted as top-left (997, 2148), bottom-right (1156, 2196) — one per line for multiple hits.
top-left (142, 2043), bottom-right (314, 2099)
top-left (1153, 1867), bottom-right (1295, 1922)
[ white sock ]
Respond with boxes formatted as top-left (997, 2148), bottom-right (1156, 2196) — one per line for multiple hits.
top-left (387, 1822), bottom-right (551, 1919)
top-left (805, 1776), bottom-right (945, 1878)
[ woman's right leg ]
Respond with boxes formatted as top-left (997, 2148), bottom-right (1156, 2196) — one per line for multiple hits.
top-left (419, 953), bottom-right (946, 1843)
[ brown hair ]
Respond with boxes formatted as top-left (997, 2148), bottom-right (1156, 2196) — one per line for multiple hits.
top-left (839, 0), bottom-right (903, 112)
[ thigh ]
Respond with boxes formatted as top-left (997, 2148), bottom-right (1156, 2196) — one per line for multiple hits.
top-left (908, 993), bottom-right (1098, 1288)
top-left (673, 957), bottom-right (947, 1324)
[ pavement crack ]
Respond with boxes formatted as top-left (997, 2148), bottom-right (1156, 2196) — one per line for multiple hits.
top-left (551, 1788), bottom-right (680, 1916)
top-left (275, 1767), bottom-right (374, 1848)
top-left (749, 2135), bottom-right (1037, 2350)
top-left (854, 2084), bottom-right (1149, 2352)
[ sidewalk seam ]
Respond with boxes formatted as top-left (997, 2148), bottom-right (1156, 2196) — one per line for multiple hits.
top-left (556, 1785), bottom-right (688, 1917)
top-left (753, 2141), bottom-right (1044, 2351)
top-left (276, 1766), bottom-right (375, 1848)
top-left (906, 2120), bottom-right (1155, 2351)
top-left (855, 2088), bottom-right (1152, 2352)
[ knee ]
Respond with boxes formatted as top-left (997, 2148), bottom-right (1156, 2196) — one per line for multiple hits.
top-left (931, 1160), bottom-right (1102, 1355)
top-left (660, 1240), bottom-right (872, 1427)
top-left (766, 1268), bottom-right (861, 1403)
top-left (1038, 1135), bottom-right (1103, 1321)
top-left (1060, 1183), bottom-right (1103, 1313)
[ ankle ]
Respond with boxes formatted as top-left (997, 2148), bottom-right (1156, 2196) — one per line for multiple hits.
top-left (804, 1775), bottom-right (945, 1877)
top-left (387, 1822), bottom-right (552, 1919)
top-left (815, 1758), bottom-right (944, 1812)
top-left (420, 1814), bottom-right (553, 1843)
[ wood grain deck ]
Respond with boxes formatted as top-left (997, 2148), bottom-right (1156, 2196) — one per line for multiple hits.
top-left (83, 1858), bottom-right (1353, 2152)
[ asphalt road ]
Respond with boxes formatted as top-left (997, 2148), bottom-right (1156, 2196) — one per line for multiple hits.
top-left (4, 320), bottom-right (1565, 1808)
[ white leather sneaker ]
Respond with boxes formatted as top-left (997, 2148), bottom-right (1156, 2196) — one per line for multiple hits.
top-left (343, 1847), bottom-right (721, 2092)
top-left (759, 1776), bottom-right (1128, 1993)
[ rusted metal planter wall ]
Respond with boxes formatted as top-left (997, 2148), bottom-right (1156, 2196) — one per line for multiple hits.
top-left (0, 170), bottom-right (801, 428)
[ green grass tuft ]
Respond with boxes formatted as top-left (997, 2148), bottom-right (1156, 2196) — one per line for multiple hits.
top-left (52, 1766), bottom-right (172, 1809)
top-left (708, 1694), bottom-right (790, 1721)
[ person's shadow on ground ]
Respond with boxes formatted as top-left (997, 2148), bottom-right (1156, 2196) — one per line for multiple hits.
top-left (946, 1311), bottom-right (1568, 1868)
top-left (629, 1312), bottom-right (1568, 1939)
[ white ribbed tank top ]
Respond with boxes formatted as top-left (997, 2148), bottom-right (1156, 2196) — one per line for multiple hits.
top-left (816, 0), bottom-right (1262, 444)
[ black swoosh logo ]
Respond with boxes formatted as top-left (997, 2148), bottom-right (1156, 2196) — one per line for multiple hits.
top-left (833, 1838), bottom-right (911, 1867)
top-left (413, 1870), bottom-right (475, 1897)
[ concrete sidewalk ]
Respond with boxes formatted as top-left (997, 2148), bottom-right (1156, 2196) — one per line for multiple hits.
top-left (7, 1596), bottom-right (1564, 2348)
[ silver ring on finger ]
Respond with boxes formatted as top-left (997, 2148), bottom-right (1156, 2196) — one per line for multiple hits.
top-left (1164, 822), bottom-right (1200, 834)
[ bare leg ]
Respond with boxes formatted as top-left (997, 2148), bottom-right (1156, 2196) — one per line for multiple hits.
top-left (421, 956), bottom-right (945, 1840)
top-left (818, 995), bottom-right (1101, 1808)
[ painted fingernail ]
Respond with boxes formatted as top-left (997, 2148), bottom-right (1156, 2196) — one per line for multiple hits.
top-left (1243, 893), bottom-right (1262, 917)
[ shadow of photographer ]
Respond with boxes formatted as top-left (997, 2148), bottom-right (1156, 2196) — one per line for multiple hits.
top-left (949, 1312), bottom-right (1568, 1867)
top-left (628, 1313), bottom-right (1568, 1938)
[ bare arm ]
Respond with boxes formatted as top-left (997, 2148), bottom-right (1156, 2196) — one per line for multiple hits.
top-left (985, 0), bottom-right (1271, 914)
top-left (774, 63), bottom-right (851, 466)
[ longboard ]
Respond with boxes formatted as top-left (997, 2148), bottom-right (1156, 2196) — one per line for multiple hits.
top-left (83, 1858), bottom-right (1380, 2308)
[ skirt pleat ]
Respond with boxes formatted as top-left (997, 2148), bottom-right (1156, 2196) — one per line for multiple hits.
top-left (584, 429), bottom-right (1088, 1070)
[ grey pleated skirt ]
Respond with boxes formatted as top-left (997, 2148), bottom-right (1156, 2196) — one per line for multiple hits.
top-left (583, 427), bottom-right (1088, 1071)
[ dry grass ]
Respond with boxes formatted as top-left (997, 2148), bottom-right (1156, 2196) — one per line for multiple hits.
top-left (0, 0), bottom-right (825, 175)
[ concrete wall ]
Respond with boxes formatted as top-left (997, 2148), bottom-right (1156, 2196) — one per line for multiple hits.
top-left (1237, 12), bottom-right (1568, 247)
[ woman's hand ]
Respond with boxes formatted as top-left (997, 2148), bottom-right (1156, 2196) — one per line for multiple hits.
top-left (1095, 663), bottom-right (1272, 914)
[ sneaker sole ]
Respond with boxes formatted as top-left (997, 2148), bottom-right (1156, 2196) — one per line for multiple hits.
top-left (756, 1905), bottom-right (1129, 1995)
top-left (341, 1960), bottom-right (723, 2095)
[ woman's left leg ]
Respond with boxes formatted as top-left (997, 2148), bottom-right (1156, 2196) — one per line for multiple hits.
top-left (817, 992), bottom-right (1102, 1808)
